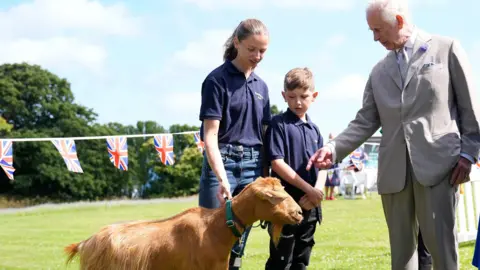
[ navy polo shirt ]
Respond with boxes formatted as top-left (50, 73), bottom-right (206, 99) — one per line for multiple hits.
top-left (199, 60), bottom-right (271, 147)
top-left (266, 108), bottom-right (324, 201)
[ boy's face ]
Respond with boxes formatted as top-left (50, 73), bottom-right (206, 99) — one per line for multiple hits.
top-left (282, 87), bottom-right (318, 117)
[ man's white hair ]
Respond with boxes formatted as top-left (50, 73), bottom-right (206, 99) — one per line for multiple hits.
top-left (366, 0), bottom-right (412, 25)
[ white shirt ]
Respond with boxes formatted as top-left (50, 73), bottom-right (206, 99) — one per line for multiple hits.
top-left (396, 28), bottom-right (417, 64)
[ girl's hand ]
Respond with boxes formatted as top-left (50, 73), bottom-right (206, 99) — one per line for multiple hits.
top-left (216, 180), bottom-right (232, 205)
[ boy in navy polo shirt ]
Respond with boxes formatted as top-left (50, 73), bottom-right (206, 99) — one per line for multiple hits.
top-left (265, 67), bottom-right (325, 270)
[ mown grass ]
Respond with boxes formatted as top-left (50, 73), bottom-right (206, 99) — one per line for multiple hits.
top-left (0, 194), bottom-right (476, 270)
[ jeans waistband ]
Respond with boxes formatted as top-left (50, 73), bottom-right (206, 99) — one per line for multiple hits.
top-left (218, 143), bottom-right (261, 155)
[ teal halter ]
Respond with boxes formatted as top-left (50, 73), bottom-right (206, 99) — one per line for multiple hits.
top-left (225, 199), bottom-right (245, 237)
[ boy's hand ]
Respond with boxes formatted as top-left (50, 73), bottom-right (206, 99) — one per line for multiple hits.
top-left (306, 186), bottom-right (323, 206)
top-left (299, 195), bottom-right (315, 210)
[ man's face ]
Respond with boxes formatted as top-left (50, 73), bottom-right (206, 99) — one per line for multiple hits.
top-left (367, 9), bottom-right (404, 50)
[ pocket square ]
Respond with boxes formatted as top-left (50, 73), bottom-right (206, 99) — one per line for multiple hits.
top-left (422, 55), bottom-right (443, 69)
top-left (422, 62), bottom-right (443, 69)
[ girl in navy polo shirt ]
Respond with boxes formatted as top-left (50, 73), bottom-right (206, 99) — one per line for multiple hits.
top-left (198, 18), bottom-right (271, 270)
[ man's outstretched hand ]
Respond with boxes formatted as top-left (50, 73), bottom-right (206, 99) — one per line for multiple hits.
top-left (306, 146), bottom-right (334, 170)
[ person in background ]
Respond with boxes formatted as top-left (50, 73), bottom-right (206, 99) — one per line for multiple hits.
top-left (198, 18), bottom-right (271, 270)
top-left (264, 67), bottom-right (324, 269)
top-left (325, 133), bottom-right (341, 200)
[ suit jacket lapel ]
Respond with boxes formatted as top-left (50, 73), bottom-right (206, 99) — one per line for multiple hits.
top-left (385, 51), bottom-right (403, 90)
top-left (404, 30), bottom-right (432, 88)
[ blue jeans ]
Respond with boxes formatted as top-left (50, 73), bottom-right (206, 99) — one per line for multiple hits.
top-left (199, 144), bottom-right (263, 265)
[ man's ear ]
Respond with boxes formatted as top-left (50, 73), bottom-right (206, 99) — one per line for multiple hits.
top-left (395, 15), bottom-right (404, 29)
top-left (264, 190), bottom-right (289, 205)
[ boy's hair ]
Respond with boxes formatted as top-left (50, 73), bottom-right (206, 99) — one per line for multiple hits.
top-left (284, 67), bottom-right (315, 92)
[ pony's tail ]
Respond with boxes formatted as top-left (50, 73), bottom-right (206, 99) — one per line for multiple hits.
top-left (64, 242), bottom-right (81, 265)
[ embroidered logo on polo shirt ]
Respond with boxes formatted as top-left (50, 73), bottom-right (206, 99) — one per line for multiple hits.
top-left (254, 92), bottom-right (263, 100)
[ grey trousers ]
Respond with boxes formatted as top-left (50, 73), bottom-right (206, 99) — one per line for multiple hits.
top-left (381, 156), bottom-right (459, 270)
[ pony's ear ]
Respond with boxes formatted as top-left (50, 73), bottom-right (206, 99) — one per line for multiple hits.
top-left (253, 177), bottom-right (288, 204)
top-left (264, 190), bottom-right (289, 205)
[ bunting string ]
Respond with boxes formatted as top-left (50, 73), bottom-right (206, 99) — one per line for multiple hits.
top-left (3, 131), bottom-right (198, 142)
top-left (0, 130), bottom-right (203, 179)
top-left (1, 131), bottom-right (478, 181)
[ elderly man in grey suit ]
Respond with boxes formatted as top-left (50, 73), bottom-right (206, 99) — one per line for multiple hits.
top-left (307, 0), bottom-right (480, 269)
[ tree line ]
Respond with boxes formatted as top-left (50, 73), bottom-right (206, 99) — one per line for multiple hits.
top-left (0, 63), bottom-right (282, 203)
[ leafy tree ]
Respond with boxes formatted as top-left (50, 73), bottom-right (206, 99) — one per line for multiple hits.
top-left (0, 116), bottom-right (12, 134)
top-left (0, 63), bottom-right (133, 200)
top-left (0, 63), bottom-right (207, 201)
top-left (142, 124), bottom-right (202, 197)
top-left (271, 105), bottom-right (283, 116)
top-left (130, 121), bottom-right (167, 189)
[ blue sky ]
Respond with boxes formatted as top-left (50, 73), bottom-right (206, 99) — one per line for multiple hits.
top-left (0, 0), bottom-right (478, 137)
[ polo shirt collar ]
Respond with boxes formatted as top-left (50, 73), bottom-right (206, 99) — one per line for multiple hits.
top-left (225, 60), bottom-right (258, 82)
top-left (285, 108), bottom-right (313, 127)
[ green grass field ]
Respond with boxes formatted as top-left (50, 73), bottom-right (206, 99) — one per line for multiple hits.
top-left (0, 194), bottom-right (477, 270)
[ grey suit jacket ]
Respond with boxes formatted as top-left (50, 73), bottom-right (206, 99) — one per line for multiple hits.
top-left (330, 30), bottom-right (480, 194)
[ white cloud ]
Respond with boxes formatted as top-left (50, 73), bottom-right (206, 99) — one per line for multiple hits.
top-left (409, 0), bottom-right (449, 8)
top-left (0, 0), bottom-right (142, 74)
top-left (320, 74), bottom-right (367, 100)
top-left (324, 34), bottom-right (347, 48)
top-left (171, 30), bottom-right (232, 70)
top-left (184, 0), bottom-right (447, 11)
top-left (151, 30), bottom-right (361, 129)
top-left (274, 0), bottom-right (356, 10)
top-left (183, 0), bottom-right (263, 10)
top-left (159, 92), bottom-right (202, 125)
top-left (0, 0), bottom-right (141, 39)
top-left (0, 37), bottom-right (107, 74)
top-left (184, 0), bottom-right (356, 10)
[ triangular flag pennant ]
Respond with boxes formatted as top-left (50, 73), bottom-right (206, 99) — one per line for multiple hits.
top-left (106, 137), bottom-right (128, 171)
top-left (0, 140), bottom-right (15, 180)
top-left (51, 139), bottom-right (83, 173)
top-left (154, 134), bottom-right (175, 165)
top-left (349, 147), bottom-right (366, 169)
top-left (327, 169), bottom-right (334, 180)
top-left (193, 131), bottom-right (204, 153)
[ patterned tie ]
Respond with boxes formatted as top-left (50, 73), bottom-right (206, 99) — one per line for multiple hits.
top-left (397, 47), bottom-right (409, 85)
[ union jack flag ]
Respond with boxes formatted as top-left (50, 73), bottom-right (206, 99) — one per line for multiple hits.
top-left (349, 147), bottom-right (366, 168)
top-left (51, 139), bottom-right (83, 173)
top-left (106, 137), bottom-right (128, 171)
top-left (193, 131), bottom-right (204, 153)
top-left (154, 134), bottom-right (175, 165)
top-left (0, 140), bottom-right (14, 180)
